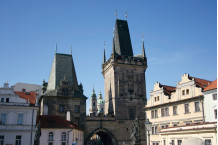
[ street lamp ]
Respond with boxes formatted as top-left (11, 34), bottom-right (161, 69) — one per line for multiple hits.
top-left (145, 119), bottom-right (152, 145)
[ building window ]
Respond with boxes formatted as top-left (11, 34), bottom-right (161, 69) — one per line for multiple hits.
top-left (157, 96), bottom-right (159, 101)
top-left (22, 88), bottom-right (26, 92)
top-left (173, 106), bottom-right (177, 115)
top-left (163, 140), bottom-right (166, 145)
top-left (195, 102), bottom-right (200, 112)
top-left (48, 143), bottom-right (53, 145)
top-left (177, 140), bottom-right (182, 145)
top-left (59, 105), bottom-right (65, 113)
top-left (205, 139), bottom-right (212, 145)
top-left (15, 136), bottom-right (21, 145)
top-left (48, 132), bottom-right (53, 141)
top-left (186, 89), bottom-right (189, 95)
top-left (171, 140), bottom-right (175, 145)
top-left (165, 107), bottom-right (169, 116)
top-left (161, 108), bottom-right (165, 117)
top-left (184, 103), bottom-right (189, 113)
top-left (17, 114), bottom-right (23, 125)
top-left (161, 107), bottom-right (169, 116)
top-left (62, 142), bottom-right (66, 145)
top-left (6, 98), bottom-right (9, 103)
top-left (62, 132), bottom-right (66, 141)
top-left (151, 126), bottom-right (158, 134)
top-left (0, 98), bottom-right (4, 102)
top-left (182, 90), bottom-right (185, 95)
top-left (212, 93), bottom-right (217, 100)
top-left (0, 114), bottom-right (6, 125)
top-left (75, 106), bottom-right (80, 113)
top-left (154, 97), bottom-right (156, 102)
top-left (152, 143), bottom-right (159, 145)
top-left (214, 109), bottom-right (217, 119)
top-left (0, 136), bottom-right (4, 145)
top-left (129, 108), bottom-right (135, 120)
top-left (151, 110), bottom-right (154, 118)
top-left (154, 110), bottom-right (158, 118)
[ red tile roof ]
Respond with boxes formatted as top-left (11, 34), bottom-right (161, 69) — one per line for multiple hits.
top-left (14, 91), bottom-right (36, 105)
top-left (189, 76), bottom-right (212, 88)
top-left (159, 84), bottom-right (176, 96)
top-left (203, 79), bottom-right (217, 92)
top-left (37, 115), bottom-right (82, 130)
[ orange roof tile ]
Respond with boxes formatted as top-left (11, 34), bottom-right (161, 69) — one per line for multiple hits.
top-left (189, 76), bottom-right (212, 88)
top-left (159, 84), bottom-right (176, 96)
top-left (37, 115), bottom-right (82, 130)
top-left (203, 79), bottom-right (217, 92)
top-left (14, 91), bottom-right (36, 105)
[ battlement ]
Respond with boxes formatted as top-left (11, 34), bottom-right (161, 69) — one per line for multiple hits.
top-left (102, 54), bottom-right (147, 71)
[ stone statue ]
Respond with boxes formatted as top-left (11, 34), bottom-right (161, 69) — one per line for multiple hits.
top-left (130, 117), bottom-right (141, 145)
top-left (33, 122), bottom-right (41, 145)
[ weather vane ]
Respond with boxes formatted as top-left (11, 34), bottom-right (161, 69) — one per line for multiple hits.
top-left (125, 11), bottom-right (128, 20)
top-left (115, 9), bottom-right (117, 19)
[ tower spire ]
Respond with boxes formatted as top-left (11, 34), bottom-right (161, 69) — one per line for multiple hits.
top-left (115, 9), bottom-right (117, 19)
top-left (142, 33), bottom-right (146, 58)
top-left (103, 41), bottom-right (106, 64)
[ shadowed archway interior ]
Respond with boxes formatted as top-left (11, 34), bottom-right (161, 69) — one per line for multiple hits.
top-left (86, 128), bottom-right (118, 145)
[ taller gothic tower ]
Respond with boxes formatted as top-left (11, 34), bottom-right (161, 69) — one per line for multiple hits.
top-left (102, 19), bottom-right (147, 120)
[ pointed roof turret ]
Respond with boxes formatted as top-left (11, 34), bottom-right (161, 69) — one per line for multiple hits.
top-left (142, 33), bottom-right (146, 58)
top-left (113, 19), bottom-right (133, 56)
top-left (103, 41), bottom-right (106, 64)
top-left (46, 53), bottom-right (79, 93)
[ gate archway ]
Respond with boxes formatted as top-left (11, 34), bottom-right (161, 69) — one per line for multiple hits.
top-left (85, 128), bottom-right (118, 145)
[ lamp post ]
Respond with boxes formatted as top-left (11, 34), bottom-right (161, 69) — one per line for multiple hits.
top-left (145, 119), bottom-right (152, 145)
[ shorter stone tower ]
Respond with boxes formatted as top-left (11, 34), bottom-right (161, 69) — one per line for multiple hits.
top-left (97, 91), bottom-right (105, 115)
top-left (39, 52), bottom-right (87, 128)
top-left (89, 88), bottom-right (98, 116)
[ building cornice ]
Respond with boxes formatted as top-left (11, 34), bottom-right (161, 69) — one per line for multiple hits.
top-left (144, 95), bottom-right (203, 110)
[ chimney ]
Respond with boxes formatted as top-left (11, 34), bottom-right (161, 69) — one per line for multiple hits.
top-left (66, 111), bottom-right (71, 121)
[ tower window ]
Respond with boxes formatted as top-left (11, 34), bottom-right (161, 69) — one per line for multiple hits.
top-left (182, 90), bottom-right (185, 95)
top-left (75, 106), bottom-right (80, 113)
top-left (59, 105), bottom-right (65, 113)
top-left (93, 102), bottom-right (95, 106)
top-left (129, 108), bottom-right (135, 120)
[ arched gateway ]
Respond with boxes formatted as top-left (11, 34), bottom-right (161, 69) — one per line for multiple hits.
top-left (85, 127), bottom-right (118, 145)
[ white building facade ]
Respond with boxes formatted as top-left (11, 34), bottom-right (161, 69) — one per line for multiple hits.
top-left (0, 82), bottom-right (38, 145)
top-left (203, 79), bottom-right (217, 122)
top-left (39, 115), bottom-right (84, 145)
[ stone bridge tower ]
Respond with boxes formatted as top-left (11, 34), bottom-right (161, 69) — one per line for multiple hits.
top-left (102, 19), bottom-right (147, 120)
top-left (85, 18), bottom-right (147, 145)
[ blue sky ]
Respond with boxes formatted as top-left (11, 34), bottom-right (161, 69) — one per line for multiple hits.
top-left (0, 0), bottom-right (216, 113)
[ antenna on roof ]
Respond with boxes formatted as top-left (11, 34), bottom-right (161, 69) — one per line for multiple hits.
top-left (115, 9), bottom-right (117, 19)
top-left (125, 11), bottom-right (128, 20)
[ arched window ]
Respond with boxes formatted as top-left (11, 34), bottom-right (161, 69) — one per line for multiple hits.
top-left (62, 132), bottom-right (66, 141)
top-left (48, 132), bottom-right (53, 141)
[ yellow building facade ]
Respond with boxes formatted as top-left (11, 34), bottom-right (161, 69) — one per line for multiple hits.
top-left (144, 73), bottom-right (216, 145)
